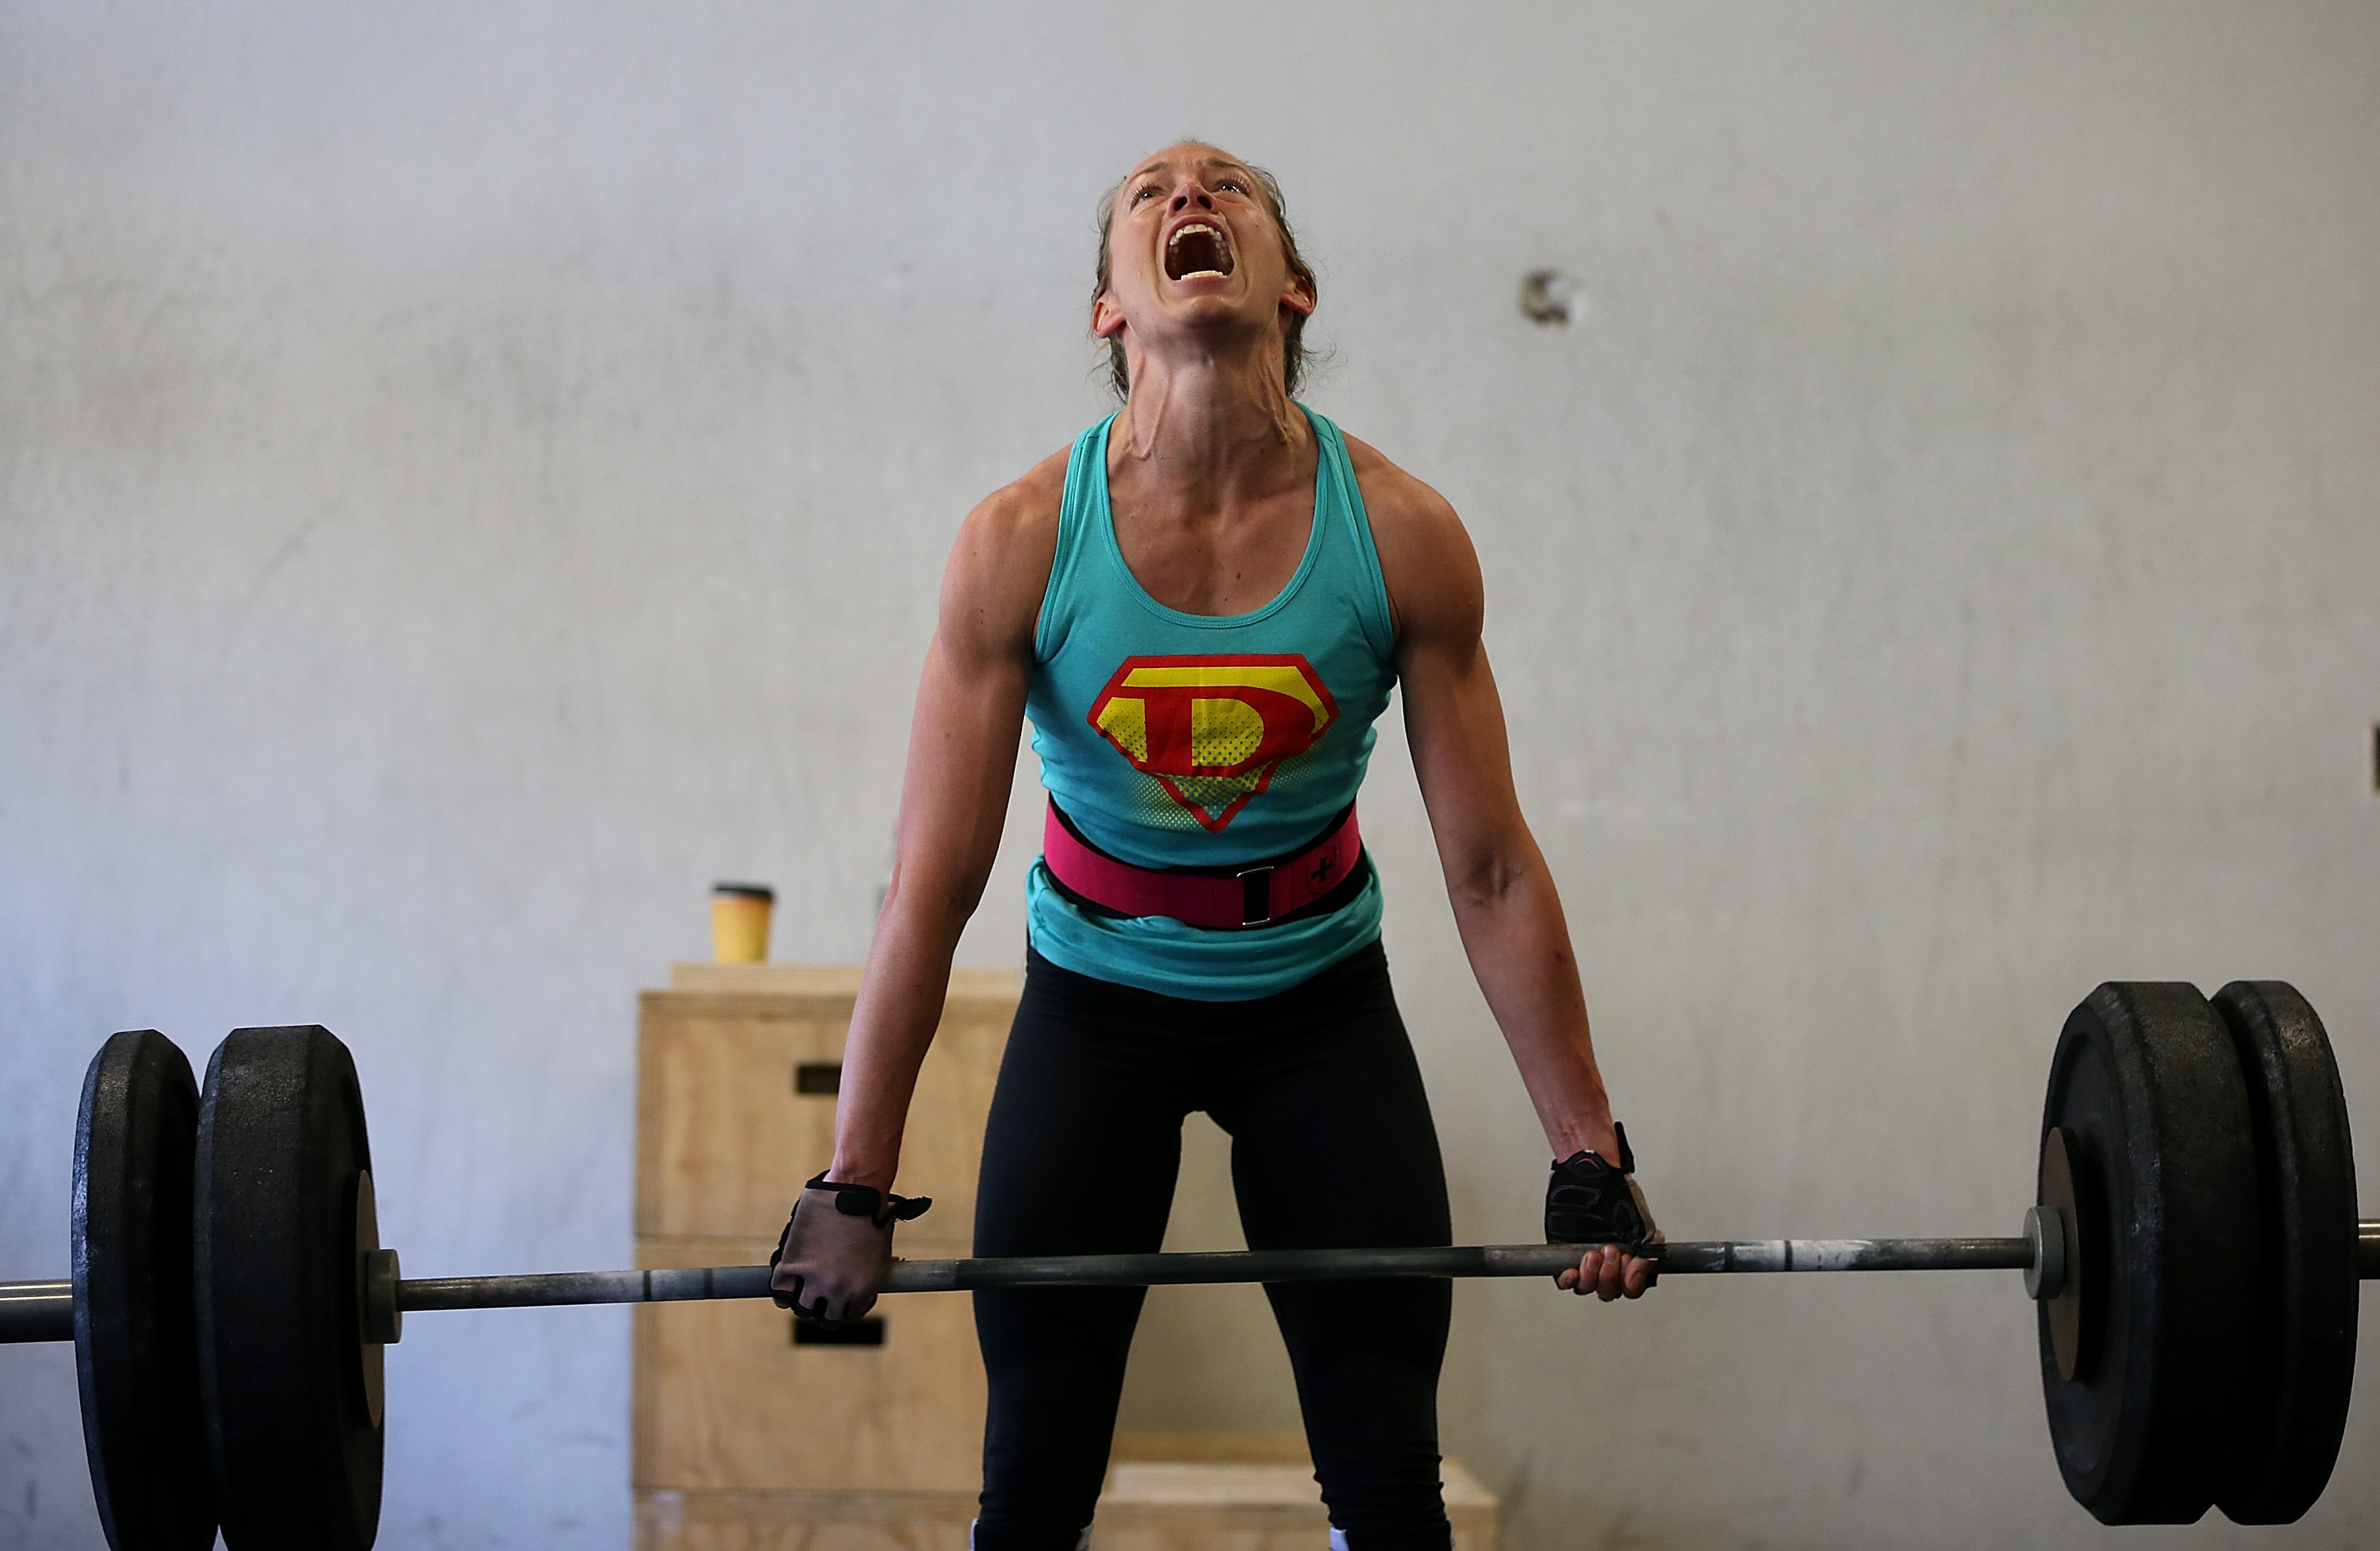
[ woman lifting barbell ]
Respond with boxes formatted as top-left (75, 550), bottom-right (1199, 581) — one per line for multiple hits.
top-left (767, 141), bottom-right (1658, 1551)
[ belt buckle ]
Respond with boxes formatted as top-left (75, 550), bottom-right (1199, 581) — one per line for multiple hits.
top-left (1235, 866), bottom-right (1275, 927)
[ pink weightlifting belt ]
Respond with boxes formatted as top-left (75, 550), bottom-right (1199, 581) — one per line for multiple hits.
top-left (1041, 799), bottom-right (1364, 930)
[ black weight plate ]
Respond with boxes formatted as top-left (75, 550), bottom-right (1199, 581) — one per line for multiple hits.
top-left (196, 1026), bottom-right (382, 1549)
top-left (2211, 981), bottom-right (2359, 1524)
top-left (2037, 982), bottom-right (2259, 1524)
top-left (72, 1030), bottom-right (216, 1551)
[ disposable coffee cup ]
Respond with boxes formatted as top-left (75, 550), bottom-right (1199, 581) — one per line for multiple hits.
top-left (711, 882), bottom-right (774, 963)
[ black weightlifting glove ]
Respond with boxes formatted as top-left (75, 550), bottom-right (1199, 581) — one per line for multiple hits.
top-left (1545, 1123), bottom-right (1659, 1250)
top-left (767, 1172), bottom-right (932, 1324)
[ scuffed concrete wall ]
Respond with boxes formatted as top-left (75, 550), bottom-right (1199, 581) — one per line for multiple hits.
top-left (3, 3), bottom-right (2374, 1547)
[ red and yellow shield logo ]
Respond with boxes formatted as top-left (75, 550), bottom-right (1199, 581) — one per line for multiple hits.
top-left (1087, 655), bottom-right (1339, 833)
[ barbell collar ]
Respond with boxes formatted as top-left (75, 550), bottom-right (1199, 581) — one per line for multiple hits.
top-left (2023, 1207), bottom-right (2069, 1302)
top-left (2363, 1219), bottom-right (2380, 1281)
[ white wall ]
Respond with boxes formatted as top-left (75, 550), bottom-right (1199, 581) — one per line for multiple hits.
top-left (3, 3), bottom-right (2375, 1546)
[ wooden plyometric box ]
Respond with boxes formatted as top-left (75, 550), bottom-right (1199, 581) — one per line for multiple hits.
top-left (633, 967), bottom-right (1499, 1551)
top-left (635, 962), bottom-right (1019, 1540)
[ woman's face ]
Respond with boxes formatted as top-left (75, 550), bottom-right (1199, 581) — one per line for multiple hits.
top-left (1094, 144), bottom-right (1314, 365)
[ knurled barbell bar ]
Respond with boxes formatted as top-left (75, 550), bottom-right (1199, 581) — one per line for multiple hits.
top-left (2, 979), bottom-right (2370, 1549)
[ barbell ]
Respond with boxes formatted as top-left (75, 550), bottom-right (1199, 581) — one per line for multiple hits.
top-left (3, 979), bottom-right (2371, 1549)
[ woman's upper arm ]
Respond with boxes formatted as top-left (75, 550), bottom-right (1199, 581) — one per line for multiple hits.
top-left (1349, 439), bottom-right (1529, 873)
top-left (892, 457), bottom-right (1064, 890)
top-left (931, 476), bottom-right (1054, 694)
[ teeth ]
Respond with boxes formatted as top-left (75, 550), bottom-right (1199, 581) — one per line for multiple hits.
top-left (1167, 221), bottom-right (1230, 282)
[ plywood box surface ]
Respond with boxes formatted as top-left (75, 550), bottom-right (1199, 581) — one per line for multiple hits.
top-left (1093, 1460), bottom-right (1498, 1551)
top-left (634, 1459), bottom-right (1499, 1551)
top-left (637, 971), bottom-right (1014, 1241)
top-left (633, 1237), bottom-right (984, 1493)
top-left (667, 963), bottom-right (1023, 1004)
top-left (635, 1488), bottom-right (977, 1551)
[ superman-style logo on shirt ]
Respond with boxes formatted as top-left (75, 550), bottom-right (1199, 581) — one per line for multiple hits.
top-left (1087, 655), bottom-right (1338, 833)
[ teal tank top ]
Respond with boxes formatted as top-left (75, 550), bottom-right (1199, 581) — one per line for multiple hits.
top-left (1024, 405), bottom-right (1399, 1000)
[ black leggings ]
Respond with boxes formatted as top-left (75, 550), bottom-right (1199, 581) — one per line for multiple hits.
top-left (970, 940), bottom-right (1454, 1550)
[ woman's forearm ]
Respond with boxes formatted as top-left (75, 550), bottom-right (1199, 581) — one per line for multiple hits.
top-left (1449, 857), bottom-right (1618, 1161)
top-left (824, 875), bottom-right (975, 1192)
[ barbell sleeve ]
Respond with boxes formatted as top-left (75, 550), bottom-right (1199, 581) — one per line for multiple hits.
top-left (0, 1280), bottom-right (73, 1343)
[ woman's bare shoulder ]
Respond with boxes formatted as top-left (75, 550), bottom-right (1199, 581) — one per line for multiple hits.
top-left (941, 445), bottom-right (1071, 657)
top-left (1340, 432), bottom-right (1481, 641)
top-left (963, 445), bottom-right (1069, 551)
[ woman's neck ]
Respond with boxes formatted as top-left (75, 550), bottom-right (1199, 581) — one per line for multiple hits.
top-left (1111, 338), bottom-right (1308, 504)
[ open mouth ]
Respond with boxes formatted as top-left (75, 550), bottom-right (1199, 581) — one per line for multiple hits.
top-left (1165, 221), bottom-right (1234, 281)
